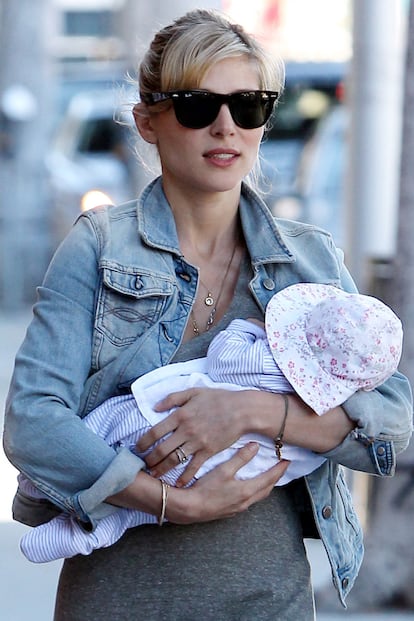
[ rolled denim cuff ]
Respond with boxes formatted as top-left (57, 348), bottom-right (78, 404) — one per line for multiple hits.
top-left (322, 387), bottom-right (398, 475)
top-left (322, 431), bottom-right (383, 474)
top-left (74, 448), bottom-right (146, 529)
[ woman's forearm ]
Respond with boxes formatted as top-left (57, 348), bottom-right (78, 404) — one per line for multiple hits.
top-left (106, 470), bottom-right (185, 520)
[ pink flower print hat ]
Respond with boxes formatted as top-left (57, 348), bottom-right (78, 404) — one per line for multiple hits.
top-left (265, 283), bottom-right (403, 415)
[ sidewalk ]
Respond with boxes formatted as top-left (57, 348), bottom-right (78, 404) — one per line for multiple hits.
top-left (1, 309), bottom-right (413, 620)
top-left (0, 308), bottom-right (63, 620)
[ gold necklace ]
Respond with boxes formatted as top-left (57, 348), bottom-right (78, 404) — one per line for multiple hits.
top-left (191, 242), bottom-right (238, 336)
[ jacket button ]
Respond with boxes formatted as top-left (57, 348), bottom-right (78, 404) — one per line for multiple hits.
top-left (377, 446), bottom-right (385, 456)
top-left (322, 505), bottom-right (333, 519)
top-left (263, 278), bottom-right (275, 291)
top-left (342, 577), bottom-right (349, 589)
top-left (177, 271), bottom-right (191, 282)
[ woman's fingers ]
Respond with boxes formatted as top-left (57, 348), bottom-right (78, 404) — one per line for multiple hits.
top-left (149, 443), bottom-right (195, 478)
top-left (136, 389), bottom-right (194, 453)
top-left (174, 450), bottom-right (209, 486)
top-left (153, 389), bottom-right (191, 413)
top-left (176, 442), bottom-right (260, 487)
top-left (136, 413), bottom-right (177, 454)
top-left (243, 459), bottom-right (291, 505)
top-left (221, 442), bottom-right (259, 474)
top-left (176, 445), bottom-right (291, 523)
top-left (222, 443), bottom-right (290, 488)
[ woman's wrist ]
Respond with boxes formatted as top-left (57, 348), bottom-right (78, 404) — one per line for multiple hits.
top-left (106, 470), bottom-right (200, 524)
top-left (241, 390), bottom-right (355, 453)
top-left (239, 390), bottom-right (289, 438)
top-left (164, 485), bottom-right (201, 524)
top-left (106, 470), bottom-right (167, 516)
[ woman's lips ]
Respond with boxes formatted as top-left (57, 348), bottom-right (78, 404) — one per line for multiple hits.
top-left (203, 149), bottom-right (240, 166)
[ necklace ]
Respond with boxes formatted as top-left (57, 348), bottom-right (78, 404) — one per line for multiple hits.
top-left (191, 241), bottom-right (238, 337)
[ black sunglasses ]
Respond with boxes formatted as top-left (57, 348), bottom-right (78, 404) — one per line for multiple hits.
top-left (146, 89), bottom-right (279, 129)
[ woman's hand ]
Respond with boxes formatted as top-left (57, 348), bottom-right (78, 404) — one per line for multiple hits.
top-left (136, 387), bottom-right (254, 486)
top-left (167, 443), bottom-right (290, 523)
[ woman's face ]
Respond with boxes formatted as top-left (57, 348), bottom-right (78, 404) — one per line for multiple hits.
top-left (142, 56), bottom-right (265, 198)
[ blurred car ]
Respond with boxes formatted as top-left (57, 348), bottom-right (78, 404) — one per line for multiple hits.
top-left (46, 87), bottom-right (146, 244)
top-left (259, 61), bottom-right (347, 209)
top-left (273, 104), bottom-right (348, 249)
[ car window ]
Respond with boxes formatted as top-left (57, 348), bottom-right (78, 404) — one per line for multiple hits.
top-left (77, 118), bottom-right (124, 153)
top-left (267, 83), bottom-right (340, 141)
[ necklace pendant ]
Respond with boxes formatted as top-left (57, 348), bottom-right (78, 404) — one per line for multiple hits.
top-left (205, 307), bottom-right (216, 331)
top-left (204, 293), bottom-right (214, 306)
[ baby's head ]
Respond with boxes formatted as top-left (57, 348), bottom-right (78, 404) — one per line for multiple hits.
top-left (265, 283), bottom-right (403, 414)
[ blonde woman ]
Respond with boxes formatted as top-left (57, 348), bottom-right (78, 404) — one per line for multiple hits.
top-left (4, 10), bottom-right (412, 620)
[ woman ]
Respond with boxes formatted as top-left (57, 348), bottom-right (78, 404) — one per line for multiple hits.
top-left (4, 9), bottom-right (412, 621)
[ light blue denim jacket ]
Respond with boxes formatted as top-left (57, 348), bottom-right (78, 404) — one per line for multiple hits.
top-left (3, 178), bottom-right (413, 606)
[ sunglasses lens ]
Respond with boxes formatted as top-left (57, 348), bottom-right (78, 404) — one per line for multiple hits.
top-left (173, 93), bottom-right (219, 129)
top-left (170, 91), bottom-right (276, 129)
top-left (230, 93), bottom-right (274, 129)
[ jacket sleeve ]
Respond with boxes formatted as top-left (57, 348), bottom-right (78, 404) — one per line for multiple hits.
top-left (3, 215), bottom-right (146, 528)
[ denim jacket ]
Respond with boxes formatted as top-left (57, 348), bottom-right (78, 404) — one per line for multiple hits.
top-left (3, 178), bottom-right (413, 606)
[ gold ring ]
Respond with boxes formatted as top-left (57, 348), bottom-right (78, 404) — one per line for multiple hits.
top-left (175, 445), bottom-right (188, 464)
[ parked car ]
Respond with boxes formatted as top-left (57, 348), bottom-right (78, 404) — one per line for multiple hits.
top-left (46, 87), bottom-right (151, 244)
top-left (272, 104), bottom-right (348, 249)
top-left (259, 61), bottom-right (347, 210)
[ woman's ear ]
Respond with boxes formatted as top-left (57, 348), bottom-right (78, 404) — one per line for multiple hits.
top-left (133, 103), bottom-right (157, 144)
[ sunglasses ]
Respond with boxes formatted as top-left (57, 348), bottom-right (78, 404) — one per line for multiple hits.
top-left (146, 90), bottom-right (279, 129)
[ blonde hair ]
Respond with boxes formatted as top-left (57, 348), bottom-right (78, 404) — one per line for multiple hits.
top-left (139, 9), bottom-right (284, 103)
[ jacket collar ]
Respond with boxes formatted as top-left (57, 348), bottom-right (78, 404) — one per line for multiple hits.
top-left (137, 176), bottom-right (295, 264)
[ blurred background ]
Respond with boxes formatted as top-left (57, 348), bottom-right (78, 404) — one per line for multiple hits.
top-left (1, 0), bottom-right (414, 619)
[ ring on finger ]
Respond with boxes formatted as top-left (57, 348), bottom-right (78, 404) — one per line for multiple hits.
top-left (175, 445), bottom-right (188, 464)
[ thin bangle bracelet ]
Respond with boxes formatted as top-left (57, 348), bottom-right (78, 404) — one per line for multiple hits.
top-left (158, 480), bottom-right (170, 526)
top-left (274, 394), bottom-right (289, 460)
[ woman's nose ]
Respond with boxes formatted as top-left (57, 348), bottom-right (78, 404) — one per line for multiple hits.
top-left (209, 103), bottom-right (236, 136)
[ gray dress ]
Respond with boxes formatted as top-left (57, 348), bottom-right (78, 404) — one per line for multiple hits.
top-left (54, 256), bottom-right (316, 621)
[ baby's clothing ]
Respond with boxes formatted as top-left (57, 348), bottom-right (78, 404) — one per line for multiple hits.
top-left (19, 319), bottom-right (326, 563)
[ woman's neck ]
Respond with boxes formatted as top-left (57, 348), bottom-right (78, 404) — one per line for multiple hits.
top-left (162, 182), bottom-right (242, 258)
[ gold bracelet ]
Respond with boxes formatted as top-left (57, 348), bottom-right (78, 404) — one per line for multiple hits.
top-left (158, 480), bottom-right (170, 526)
top-left (274, 394), bottom-right (289, 460)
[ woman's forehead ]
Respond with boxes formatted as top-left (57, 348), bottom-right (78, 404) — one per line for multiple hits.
top-left (164, 55), bottom-right (260, 91)
top-left (199, 58), bottom-right (261, 90)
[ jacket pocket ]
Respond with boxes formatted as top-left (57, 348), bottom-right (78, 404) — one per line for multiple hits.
top-left (96, 265), bottom-right (175, 347)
